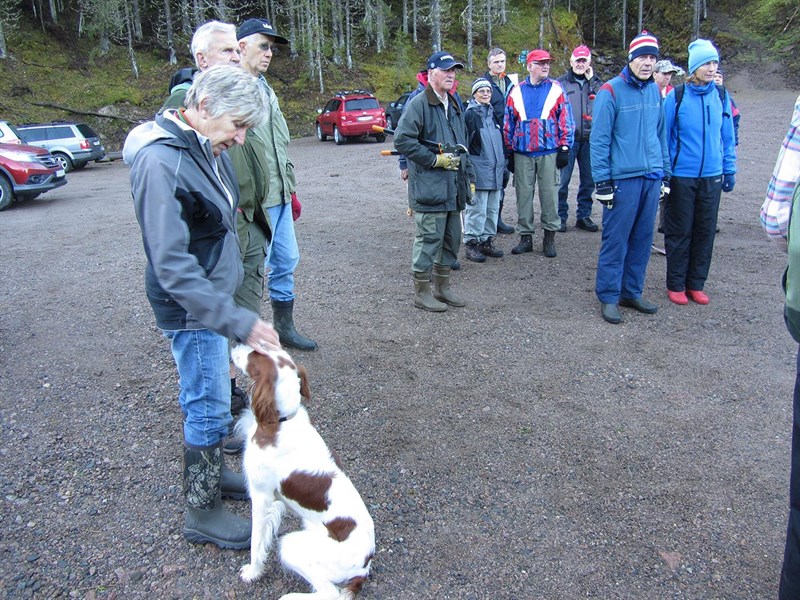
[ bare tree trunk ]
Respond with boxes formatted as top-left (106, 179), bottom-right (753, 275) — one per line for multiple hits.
top-left (463, 0), bottom-right (473, 70)
top-left (592, 0), bottom-right (596, 47)
top-left (164, 0), bottom-right (176, 64)
top-left (486, 0), bottom-right (492, 48)
top-left (216, 0), bottom-right (228, 22)
top-left (287, 0), bottom-right (298, 58)
top-left (48, 0), bottom-right (57, 24)
top-left (180, 0), bottom-right (191, 36)
top-left (192, 0), bottom-right (202, 29)
top-left (132, 0), bottom-right (143, 40)
top-left (315, 0), bottom-right (323, 92)
top-left (124, 2), bottom-right (138, 77)
top-left (376, 0), bottom-right (385, 52)
top-left (345, 0), bottom-right (352, 68)
top-left (693, 0), bottom-right (701, 38)
top-left (412, 0), bottom-right (417, 44)
top-left (637, 0), bottom-right (642, 33)
top-left (402, 0), bottom-right (408, 35)
top-left (430, 0), bottom-right (441, 51)
top-left (621, 0), bottom-right (627, 49)
top-left (263, 0), bottom-right (272, 23)
top-left (0, 20), bottom-right (6, 59)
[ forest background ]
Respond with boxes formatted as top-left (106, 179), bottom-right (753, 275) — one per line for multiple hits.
top-left (0, 0), bottom-right (796, 149)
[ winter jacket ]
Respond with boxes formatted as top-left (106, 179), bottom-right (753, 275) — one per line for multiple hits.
top-left (590, 67), bottom-right (670, 182)
top-left (394, 85), bottom-right (476, 212)
top-left (483, 70), bottom-right (515, 127)
top-left (761, 94), bottom-right (800, 250)
top-left (464, 100), bottom-right (505, 191)
top-left (123, 111), bottom-right (256, 343)
top-left (256, 75), bottom-right (296, 208)
top-left (228, 119), bottom-right (273, 241)
top-left (556, 69), bottom-right (603, 143)
top-left (503, 77), bottom-right (574, 156)
top-left (664, 81), bottom-right (736, 178)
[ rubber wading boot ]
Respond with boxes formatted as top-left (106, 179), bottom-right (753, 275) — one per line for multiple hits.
top-left (183, 443), bottom-right (251, 549)
top-left (220, 452), bottom-right (248, 501)
top-left (271, 299), bottom-right (318, 351)
top-left (511, 234), bottom-right (533, 255)
top-left (543, 230), bottom-right (557, 258)
top-left (413, 271), bottom-right (448, 312)
top-left (497, 200), bottom-right (515, 234)
top-left (432, 264), bottom-right (466, 307)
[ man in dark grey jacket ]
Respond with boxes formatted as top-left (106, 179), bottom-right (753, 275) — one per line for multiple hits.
top-left (557, 44), bottom-right (603, 232)
top-left (394, 51), bottom-right (476, 312)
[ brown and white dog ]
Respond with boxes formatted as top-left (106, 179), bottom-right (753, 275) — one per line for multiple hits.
top-left (231, 345), bottom-right (375, 600)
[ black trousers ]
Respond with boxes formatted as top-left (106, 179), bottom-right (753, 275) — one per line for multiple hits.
top-left (781, 349), bottom-right (800, 600)
top-left (664, 176), bottom-right (722, 292)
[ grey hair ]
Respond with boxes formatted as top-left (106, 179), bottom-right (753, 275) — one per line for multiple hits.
top-left (191, 21), bottom-right (237, 68)
top-left (487, 47), bottom-right (506, 61)
top-left (185, 65), bottom-right (268, 129)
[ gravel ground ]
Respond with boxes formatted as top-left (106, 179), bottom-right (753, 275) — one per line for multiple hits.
top-left (1, 76), bottom-right (799, 599)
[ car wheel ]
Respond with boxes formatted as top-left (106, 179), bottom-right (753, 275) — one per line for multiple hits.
top-left (316, 123), bottom-right (327, 142)
top-left (386, 115), bottom-right (394, 130)
top-left (72, 161), bottom-right (88, 170)
top-left (0, 174), bottom-right (14, 211)
top-left (375, 134), bottom-right (386, 143)
top-left (334, 127), bottom-right (347, 145)
top-left (53, 152), bottom-right (73, 173)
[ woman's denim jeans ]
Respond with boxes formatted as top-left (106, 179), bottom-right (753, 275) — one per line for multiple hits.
top-left (163, 329), bottom-right (232, 447)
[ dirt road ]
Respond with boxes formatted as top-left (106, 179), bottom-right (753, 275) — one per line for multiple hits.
top-left (1, 83), bottom-right (799, 599)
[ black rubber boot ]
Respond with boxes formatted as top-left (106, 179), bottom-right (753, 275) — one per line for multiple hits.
top-left (511, 234), bottom-right (533, 255)
top-left (183, 443), bottom-right (251, 549)
top-left (271, 299), bottom-right (317, 351)
top-left (543, 230), bottom-right (557, 258)
top-left (413, 271), bottom-right (448, 312)
top-left (496, 199), bottom-right (515, 234)
top-left (220, 452), bottom-right (248, 500)
top-left (432, 264), bottom-right (466, 307)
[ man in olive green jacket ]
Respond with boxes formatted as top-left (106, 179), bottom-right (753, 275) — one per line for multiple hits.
top-left (233, 18), bottom-right (316, 351)
top-left (394, 51), bottom-right (475, 312)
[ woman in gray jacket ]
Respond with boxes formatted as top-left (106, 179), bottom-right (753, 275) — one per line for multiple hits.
top-left (463, 77), bottom-right (506, 262)
top-left (124, 66), bottom-right (280, 551)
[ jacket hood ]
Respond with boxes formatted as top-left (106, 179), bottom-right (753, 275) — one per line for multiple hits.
top-left (416, 70), bottom-right (429, 87)
top-left (123, 118), bottom-right (177, 165)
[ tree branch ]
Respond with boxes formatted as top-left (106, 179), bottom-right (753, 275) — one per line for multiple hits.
top-left (25, 101), bottom-right (140, 124)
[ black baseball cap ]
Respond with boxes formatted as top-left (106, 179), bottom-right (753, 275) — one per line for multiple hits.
top-left (237, 18), bottom-right (289, 44)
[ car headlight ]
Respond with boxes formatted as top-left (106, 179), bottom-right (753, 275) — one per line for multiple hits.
top-left (0, 148), bottom-right (40, 163)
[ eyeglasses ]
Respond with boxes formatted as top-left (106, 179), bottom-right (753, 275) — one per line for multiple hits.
top-left (475, 88), bottom-right (492, 94)
top-left (257, 42), bottom-right (278, 53)
top-left (530, 61), bottom-right (551, 67)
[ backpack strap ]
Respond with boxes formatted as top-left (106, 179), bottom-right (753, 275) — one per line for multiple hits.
top-left (672, 84), bottom-right (685, 170)
top-left (784, 177), bottom-right (800, 342)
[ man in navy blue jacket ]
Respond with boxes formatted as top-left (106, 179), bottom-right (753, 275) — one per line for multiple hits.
top-left (590, 31), bottom-right (670, 324)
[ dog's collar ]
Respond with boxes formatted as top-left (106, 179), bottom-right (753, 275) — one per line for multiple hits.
top-left (278, 410), bottom-right (297, 423)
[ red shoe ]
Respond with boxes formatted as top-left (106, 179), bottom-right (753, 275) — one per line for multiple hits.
top-left (667, 290), bottom-right (688, 305)
top-left (687, 289), bottom-right (710, 305)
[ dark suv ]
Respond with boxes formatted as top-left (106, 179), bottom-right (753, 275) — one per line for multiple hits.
top-left (17, 121), bottom-right (105, 172)
top-left (315, 90), bottom-right (386, 145)
top-left (0, 143), bottom-right (68, 210)
top-left (385, 92), bottom-right (412, 131)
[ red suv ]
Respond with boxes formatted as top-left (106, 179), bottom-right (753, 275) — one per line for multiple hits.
top-left (315, 90), bottom-right (387, 145)
top-left (0, 143), bottom-right (68, 211)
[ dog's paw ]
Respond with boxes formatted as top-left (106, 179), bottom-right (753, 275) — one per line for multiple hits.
top-left (239, 563), bottom-right (263, 583)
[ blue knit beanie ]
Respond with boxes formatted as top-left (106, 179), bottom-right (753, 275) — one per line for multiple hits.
top-left (688, 39), bottom-right (719, 75)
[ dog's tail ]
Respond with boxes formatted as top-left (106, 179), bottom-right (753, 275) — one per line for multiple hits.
top-left (234, 408), bottom-right (255, 440)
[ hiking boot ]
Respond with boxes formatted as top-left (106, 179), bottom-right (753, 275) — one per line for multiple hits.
top-left (558, 220), bottom-right (567, 233)
top-left (511, 234), bottom-right (533, 255)
top-left (465, 240), bottom-right (486, 263)
top-left (230, 385), bottom-right (248, 416)
top-left (479, 238), bottom-right (504, 258)
top-left (543, 230), bottom-right (556, 258)
top-left (576, 217), bottom-right (599, 232)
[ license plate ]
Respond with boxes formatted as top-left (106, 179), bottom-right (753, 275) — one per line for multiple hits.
top-left (56, 169), bottom-right (65, 177)
top-left (93, 141), bottom-right (100, 146)
top-left (357, 116), bottom-right (372, 122)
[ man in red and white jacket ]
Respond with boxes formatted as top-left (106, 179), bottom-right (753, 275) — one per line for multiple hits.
top-left (504, 49), bottom-right (574, 258)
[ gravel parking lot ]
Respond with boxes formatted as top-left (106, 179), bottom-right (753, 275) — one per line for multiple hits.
top-left (1, 79), bottom-right (799, 599)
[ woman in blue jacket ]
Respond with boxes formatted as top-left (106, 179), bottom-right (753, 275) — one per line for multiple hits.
top-left (663, 39), bottom-right (737, 305)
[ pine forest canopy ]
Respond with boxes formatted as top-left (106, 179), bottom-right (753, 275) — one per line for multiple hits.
top-left (0, 0), bottom-right (797, 92)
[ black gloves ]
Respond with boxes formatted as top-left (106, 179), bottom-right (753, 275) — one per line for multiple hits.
top-left (556, 146), bottom-right (569, 170)
top-left (595, 180), bottom-right (614, 206)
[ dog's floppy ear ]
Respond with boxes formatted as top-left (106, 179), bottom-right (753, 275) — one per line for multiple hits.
top-left (297, 365), bottom-right (311, 406)
top-left (247, 352), bottom-right (280, 446)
